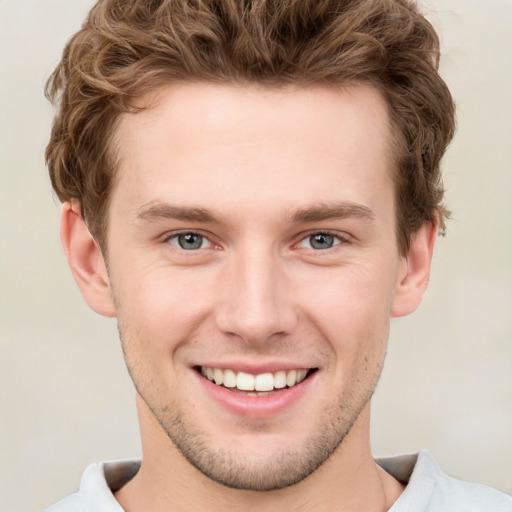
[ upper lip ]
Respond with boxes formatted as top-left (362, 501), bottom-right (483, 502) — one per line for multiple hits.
top-left (193, 361), bottom-right (317, 374)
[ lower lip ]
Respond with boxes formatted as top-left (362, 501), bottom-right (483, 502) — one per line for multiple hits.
top-left (194, 370), bottom-right (316, 419)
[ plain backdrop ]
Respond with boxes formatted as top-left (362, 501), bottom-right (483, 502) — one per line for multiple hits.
top-left (0, 1), bottom-right (511, 510)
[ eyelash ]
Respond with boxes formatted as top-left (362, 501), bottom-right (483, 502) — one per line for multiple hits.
top-left (296, 231), bottom-right (348, 251)
top-left (165, 231), bottom-right (215, 251)
top-left (164, 230), bottom-right (349, 252)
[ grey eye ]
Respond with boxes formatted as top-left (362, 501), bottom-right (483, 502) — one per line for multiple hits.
top-left (309, 233), bottom-right (335, 250)
top-left (175, 233), bottom-right (205, 250)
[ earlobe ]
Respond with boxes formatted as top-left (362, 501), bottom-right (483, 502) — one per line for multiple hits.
top-left (391, 221), bottom-right (438, 318)
top-left (60, 202), bottom-right (116, 318)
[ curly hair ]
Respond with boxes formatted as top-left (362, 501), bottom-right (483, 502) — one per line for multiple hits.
top-left (46, 0), bottom-right (455, 254)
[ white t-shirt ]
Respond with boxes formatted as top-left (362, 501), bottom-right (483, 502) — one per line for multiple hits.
top-left (43, 451), bottom-right (512, 511)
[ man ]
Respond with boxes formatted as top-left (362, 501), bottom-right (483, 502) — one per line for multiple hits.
top-left (42, 0), bottom-right (511, 510)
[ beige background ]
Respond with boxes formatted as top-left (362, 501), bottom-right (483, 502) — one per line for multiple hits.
top-left (0, 1), bottom-right (511, 510)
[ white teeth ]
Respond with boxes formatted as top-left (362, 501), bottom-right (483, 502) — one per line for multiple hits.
top-left (223, 369), bottom-right (237, 388)
top-left (200, 367), bottom-right (311, 392)
top-left (255, 373), bottom-right (274, 391)
top-left (274, 370), bottom-right (287, 389)
top-left (296, 369), bottom-right (308, 383)
top-left (213, 368), bottom-right (224, 385)
top-left (286, 370), bottom-right (297, 387)
top-left (237, 372), bottom-right (255, 391)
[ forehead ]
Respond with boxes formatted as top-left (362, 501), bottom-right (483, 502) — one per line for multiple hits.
top-left (112, 83), bottom-right (394, 224)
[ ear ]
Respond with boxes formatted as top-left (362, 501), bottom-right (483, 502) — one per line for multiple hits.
top-left (391, 221), bottom-right (438, 318)
top-left (60, 201), bottom-right (116, 317)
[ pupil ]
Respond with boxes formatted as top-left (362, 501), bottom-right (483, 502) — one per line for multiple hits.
top-left (179, 233), bottom-right (202, 250)
top-left (311, 233), bottom-right (334, 249)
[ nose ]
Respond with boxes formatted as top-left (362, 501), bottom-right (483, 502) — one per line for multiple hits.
top-left (215, 247), bottom-right (298, 346)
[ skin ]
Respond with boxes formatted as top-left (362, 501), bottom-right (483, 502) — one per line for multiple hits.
top-left (61, 83), bottom-right (437, 511)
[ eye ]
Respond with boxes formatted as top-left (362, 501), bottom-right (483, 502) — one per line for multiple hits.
top-left (168, 232), bottom-right (212, 250)
top-left (299, 232), bottom-right (342, 250)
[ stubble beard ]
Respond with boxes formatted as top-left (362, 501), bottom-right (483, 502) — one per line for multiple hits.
top-left (129, 365), bottom-right (383, 491)
top-left (117, 319), bottom-right (386, 492)
top-left (147, 387), bottom-right (377, 491)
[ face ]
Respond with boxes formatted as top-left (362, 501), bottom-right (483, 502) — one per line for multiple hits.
top-left (105, 83), bottom-right (407, 490)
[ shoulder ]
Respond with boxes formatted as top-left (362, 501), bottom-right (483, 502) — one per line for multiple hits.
top-left (42, 459), bottom-right (141, 512)
top-left (378, 451), bottom-right (512, 512)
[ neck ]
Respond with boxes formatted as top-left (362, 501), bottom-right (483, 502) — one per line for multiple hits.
top-left (115, 398), bottom-right (404, 512)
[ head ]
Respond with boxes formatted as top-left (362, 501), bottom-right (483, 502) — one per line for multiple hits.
top-left (46, 0), bottom-right (455, 257)
top-left (47, 0), bottom-right (455, 494)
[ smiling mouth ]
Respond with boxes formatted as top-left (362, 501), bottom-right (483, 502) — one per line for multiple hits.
top-left (197, 366), bottom-right (317, 396)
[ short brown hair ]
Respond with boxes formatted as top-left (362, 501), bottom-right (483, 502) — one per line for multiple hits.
top-left (46, 0), bottom-right (455, 254)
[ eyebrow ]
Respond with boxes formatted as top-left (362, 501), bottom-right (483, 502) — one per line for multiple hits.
top-left (135, 200), bottom-right (376, 225)
top-left (136, 202), bottom-right (217, 223)
top-left (289, 202), bottom-right (376, 224)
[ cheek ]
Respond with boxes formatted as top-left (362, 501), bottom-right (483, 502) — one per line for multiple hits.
top-left (295, 261), bottom-right (396, 361)
top-left (112, 262), bottom-right (217, 357)
top-left (299, 257), bottom-right (397, 317)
